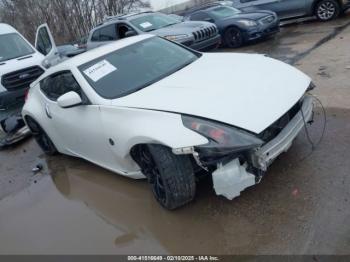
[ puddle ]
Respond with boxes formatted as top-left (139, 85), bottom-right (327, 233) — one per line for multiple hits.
top-left (0, 107), bottom-right (349, 254)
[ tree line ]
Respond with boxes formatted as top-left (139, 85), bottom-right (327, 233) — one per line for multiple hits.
top-left (0, 0), bottom-right (150, 44)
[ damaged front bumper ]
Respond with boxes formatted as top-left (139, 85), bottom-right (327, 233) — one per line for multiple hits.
top-left (213, 95), bottom-right (314, 200)
top-left (251, 95), bottom-right (314, 171)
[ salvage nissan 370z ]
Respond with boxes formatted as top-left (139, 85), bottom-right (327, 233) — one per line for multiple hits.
top-left (22, 35), bottom-right (315, 209)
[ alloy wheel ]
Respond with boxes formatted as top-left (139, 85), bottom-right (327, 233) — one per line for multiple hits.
top-left (317, 1), bottom-right (336, 20)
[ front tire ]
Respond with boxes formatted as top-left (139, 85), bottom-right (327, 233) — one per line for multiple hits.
top-left (315, 0), bottom-right (340, 21)
top-left (135, 145), bottom-right (196, 210)
top-left (26, 117), bottom-right (57, 155)
top-left (224, 27), bottom-right (243, 48)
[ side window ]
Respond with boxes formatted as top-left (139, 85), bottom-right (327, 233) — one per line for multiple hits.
top-left (240, 0), bottom-right (257, 3)
top-left (99, 24), bottom-right (117, 41)
top-left (190, 11), bottom-right (211, 21)
top-left (36, 27), bottom-right (52, 55)
top-left (91, 30), bottom-right (100, 42)
top-left (40, 72), bottom-right (82, 101)
top-left (116, 23), bottom-right (137, 39)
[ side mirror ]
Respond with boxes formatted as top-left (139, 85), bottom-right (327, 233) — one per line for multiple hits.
top-left (57, 91), bottom-right (82, 108)
top-left (125, 31), bottom-right (137, 37)
top-left (41, 59), bottom-right (51, 69)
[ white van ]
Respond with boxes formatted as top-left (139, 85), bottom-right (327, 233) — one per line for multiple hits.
top-left (0, 23), bottom-right (59, 110)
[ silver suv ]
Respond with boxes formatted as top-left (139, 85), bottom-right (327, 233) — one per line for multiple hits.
top-left (226, 0), bottom-right (350, 21)
top-left (87, 11), bottom-right (221, 51)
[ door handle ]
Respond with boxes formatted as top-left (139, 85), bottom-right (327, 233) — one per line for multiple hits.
top-left (45, 104), bottom-right (52, 119)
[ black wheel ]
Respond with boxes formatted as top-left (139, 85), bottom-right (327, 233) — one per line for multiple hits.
top-left (315, 0), bottom-right (340, 21)
top-left (224, 27), bottom-right (243, 48)
top-left (26, 117), bottom-right (57, 155)
top-left (133, 144), bottom-right (196, 210)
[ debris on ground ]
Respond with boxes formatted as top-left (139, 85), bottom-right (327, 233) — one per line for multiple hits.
top-left (31, 164), bottom-right (43, 173)
top-left (0, 112), bottom-right (31, 149)
top-left (0, 98), bottom-right (33, 149)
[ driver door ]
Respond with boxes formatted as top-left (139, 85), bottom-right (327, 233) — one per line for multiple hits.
top-left (35, 24), bottom-right (60, 67)
top-left (39, 71), bottom-right (117, 168)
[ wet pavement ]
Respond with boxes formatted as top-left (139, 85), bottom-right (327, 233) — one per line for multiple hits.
top-left (1, 15), bottom-right (350, 255)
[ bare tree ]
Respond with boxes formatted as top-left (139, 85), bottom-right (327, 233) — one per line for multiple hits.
top-left (0, 0), bottom-right (150, 44)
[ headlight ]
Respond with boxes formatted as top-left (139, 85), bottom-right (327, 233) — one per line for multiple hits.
top-left (182, 115), bottom-right (263, 154)
top-left (164, 34), bottom-right (189, 41)
top-left (237, 19), bottom-right (258, 27)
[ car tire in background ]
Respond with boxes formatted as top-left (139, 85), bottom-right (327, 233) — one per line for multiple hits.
top-left (134, 144), bottom-right (196, 210)
top-left (315, 0), bottom-right (340, 21)
top-left (224, 27), bottom-right (243, 48)
top-left (26, 117), bottom-right (57, 155)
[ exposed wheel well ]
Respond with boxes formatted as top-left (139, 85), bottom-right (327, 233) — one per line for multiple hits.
top-left (130, 143), bottom-right (205, 177)
top-left (224, 25), bottom-right (241, 32)
top-left (24, 115), bottom-right (40, 134)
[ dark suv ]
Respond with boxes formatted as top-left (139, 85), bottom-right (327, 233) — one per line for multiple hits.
top-left (87, 11), bottom-right (221, 51)
top-left (225, 0), bottom-right (350, 21)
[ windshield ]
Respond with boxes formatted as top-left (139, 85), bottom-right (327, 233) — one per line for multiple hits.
top-left (79, 37), bottom-right (200, 99)
top-left (130, 13), bottom-right (180, 32)
top-left (208, 6), bottom-right (241, 19)
top-left (0, 33), bottom-right (35, 62)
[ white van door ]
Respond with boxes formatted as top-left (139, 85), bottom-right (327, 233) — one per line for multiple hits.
top-left (35, 24), bottom-right (60, 67)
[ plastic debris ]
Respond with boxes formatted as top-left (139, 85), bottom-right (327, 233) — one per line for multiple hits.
top-left (32, 164), bottom-right (43, 173)
top-left (0, 113), bottom-right (31, 149)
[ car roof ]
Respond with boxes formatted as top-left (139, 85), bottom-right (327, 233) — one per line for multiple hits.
top-left (94, 11), bottom-right (157, 29)
top-left (184, 1), bottom-right (231, 15)
top-left (0, 23), bottom-right (17, 35)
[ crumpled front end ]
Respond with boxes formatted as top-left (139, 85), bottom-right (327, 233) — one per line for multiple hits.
top-left (174, 94), bottom-right (315, 200)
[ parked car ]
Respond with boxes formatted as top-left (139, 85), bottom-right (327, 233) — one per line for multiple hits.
top-left (224, 0), bottom-right (350, 21)
top-left (86, 11), bottom-right (221, 51)
top-left (23, 34), bottom-right (314, 210)
top-left (0, 23), bottom-right (63, 110)
top-left (184, 2), bottom-right (279, 48)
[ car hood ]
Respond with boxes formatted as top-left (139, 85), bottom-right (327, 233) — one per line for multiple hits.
top-left (0, 52), bottom-right (44, 75)
top-left (226, 10), bottom-right (275, 21)
top-left (152, 21), bottom-right (215, 36)
top-left (112, 53), bottom-right (311, 134)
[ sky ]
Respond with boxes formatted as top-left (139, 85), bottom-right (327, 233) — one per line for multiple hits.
top-left (149, 0), bottom-right (189, 10)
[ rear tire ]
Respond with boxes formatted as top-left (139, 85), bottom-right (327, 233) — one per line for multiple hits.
top-left (26, 117), bottom-right (57, 155)
top-left (134, 144), bottom-right (196, 210)
top-left (315, 0), bottom-right (340, 21)
top-left (224, 27), bottom-right (243, 48)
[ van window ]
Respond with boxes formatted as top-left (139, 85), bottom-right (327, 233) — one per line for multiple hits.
top-left (36, 27), bottom-right (52, 56)
top-left (0, 33), bottom-right (34, 62)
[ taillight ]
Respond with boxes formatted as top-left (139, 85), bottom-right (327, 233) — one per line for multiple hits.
top-left (24, 89), bottom-right (29, 102)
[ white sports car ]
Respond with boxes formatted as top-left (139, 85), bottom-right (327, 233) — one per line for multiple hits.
top-left (22, 34), bottom-right (314, 209)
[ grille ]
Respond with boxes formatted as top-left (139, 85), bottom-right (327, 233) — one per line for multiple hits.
top-left (193, 25), bottom-right (217, 43)
top-left (260, 15), bottom-right (275, 25)
top-left (1, 66), bottom-right (44, 91)
top-left (259, 100), bottom-right (302, 142)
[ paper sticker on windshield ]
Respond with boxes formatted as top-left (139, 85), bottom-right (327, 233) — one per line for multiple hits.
top-left (83, 60), bottom-right (117, 82)
top-left (140, 22), bottom-right (152, 29)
